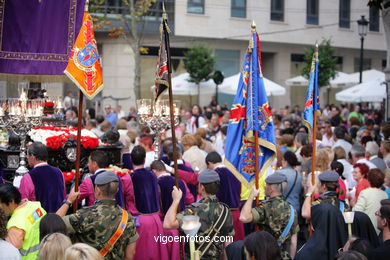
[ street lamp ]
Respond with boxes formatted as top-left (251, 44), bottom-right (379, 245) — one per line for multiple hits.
top-left (357, 15), bottom-right (369, 83)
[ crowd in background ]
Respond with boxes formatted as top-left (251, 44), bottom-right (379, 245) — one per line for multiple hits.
top-left (1, 94), bottom-right (390, 260)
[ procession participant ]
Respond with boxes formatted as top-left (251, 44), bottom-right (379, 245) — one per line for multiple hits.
top-left (78, 150), bottom-right (137, 214)
top-left (302, 171), bottom-right (350, 220)
top-left (151, 160), bottom-right (193, 260)
top-left (150, 160), bottom-right (193, 215)
top-left (167, 145), bottom-right (198, 199)
top-left (0, 184), bottom-right (46, 259)
top-left (295, 204), bottom-right (347, 260)
top-left (57, 172), bottom-right (138, 260)
top-left (239, 173), bottom-right (299, 260)
top-left (130, 145), bottom-right (169, 260)
top-left (164, 169), bottom-right (234, 259)
top-left (19, 142), bottom-right (65, 213)
top-left (205, 152), bottom-right (243, 241)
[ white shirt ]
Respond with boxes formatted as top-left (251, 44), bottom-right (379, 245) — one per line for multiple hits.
top-left (333, 139), bottom-right (352, 155)
top-left (337, 159), bottom-right (356, 189)
top-left (0, 240), bottom-right (21, 260)
top-left (144, 151), bottom-right (155, 169)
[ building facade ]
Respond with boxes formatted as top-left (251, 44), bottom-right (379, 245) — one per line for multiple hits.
top-left (1, 0), bottom-right (387, 113)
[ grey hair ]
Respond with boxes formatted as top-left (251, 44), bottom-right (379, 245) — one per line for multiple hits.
top-left (295, 132), bottom-right (308, 145)
top-left (365, 141), bottom-right (379, 156)
top-left (351, 144), bottom-right (366, 158)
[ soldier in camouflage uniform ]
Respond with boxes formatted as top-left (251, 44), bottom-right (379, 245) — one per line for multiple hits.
top-left (163, 169), bottom-right (234, 259)
top-left (302, 171), bottom-right (350, 220)
top-left (240, 173), bottom-right (299, 260)
top-left (56, 171), bottom-right (138, 260)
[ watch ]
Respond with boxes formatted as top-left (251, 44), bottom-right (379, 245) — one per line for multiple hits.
top-left (63, 200), bottom-right (72, 207)
top-left (305, 193), bottom-right (312, 198)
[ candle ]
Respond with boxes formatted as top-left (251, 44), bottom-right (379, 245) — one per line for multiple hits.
top-left (27, 108), bottom-right (33, 116)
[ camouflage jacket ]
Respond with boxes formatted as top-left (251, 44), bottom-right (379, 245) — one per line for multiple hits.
top-left (177, 195), bottom-right (234, 260)
top-left (312, 191), bottom-right (351, 212)
top-left (63, 200), bottom-right (138, 260)
top-left (252, 195), bottom-right (299, 260)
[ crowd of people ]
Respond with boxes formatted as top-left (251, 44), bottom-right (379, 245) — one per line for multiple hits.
top-left (1, 98), bottom-right (390, 260)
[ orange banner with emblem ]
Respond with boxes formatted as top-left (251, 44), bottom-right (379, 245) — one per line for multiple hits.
top-left (64, 11), bottom-right (103, 99)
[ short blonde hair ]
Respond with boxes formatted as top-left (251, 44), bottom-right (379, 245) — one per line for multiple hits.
top-left (181, 134), bottom-right (198, 147)
top-left (39, 233), bottom-right (72, 260)
top-left (64, 243), bottom-right (103, 260)
top-left (333, 146), bottom-right (346, 160)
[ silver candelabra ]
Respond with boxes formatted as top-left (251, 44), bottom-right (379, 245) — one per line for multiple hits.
top-left (0, 91), bottom-right (44, 177)
top-left (136, 99), bottom-right (180, 160)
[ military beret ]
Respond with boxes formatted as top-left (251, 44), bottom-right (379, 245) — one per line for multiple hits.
top-left (318, 171), bottom-right (339, 182)
top-left (198, 169), bottom-right (220, 184)
top-left (265, 173), bottom-right (287, 184)
top-left (95, 171), bottom-right (119, 185)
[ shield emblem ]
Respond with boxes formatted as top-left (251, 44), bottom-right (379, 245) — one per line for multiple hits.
top-left (77, 43), bottom-right (99, 67)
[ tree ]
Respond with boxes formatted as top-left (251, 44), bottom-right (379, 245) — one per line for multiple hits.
top-left (90, 0), bottom-right (157, 101)
top-left (184, 44), bottom-right (216, 105)
top-left (301, 39), bottom-right (338, 105)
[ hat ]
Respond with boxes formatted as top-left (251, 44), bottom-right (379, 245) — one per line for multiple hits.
top-left (95, 171), bottom-right (119, 185)
top-left (318, 171), bottom-right (339, 182)
top-left (198, 169), bottom-right (220, 184)
top-left (265, 173), bottom-right (287, 184)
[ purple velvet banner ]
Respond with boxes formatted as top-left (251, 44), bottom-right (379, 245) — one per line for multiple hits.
top-left (0, 0), bottom-right (85, 75)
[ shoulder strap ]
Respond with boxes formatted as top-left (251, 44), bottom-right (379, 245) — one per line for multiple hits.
top-left (99, 208), bottom-right (129, 257)
top-left (285, 170), bottom-right (298, 200)
top-left (277, 205), bottom-right (295, 246)
top-left (196, 203), bottom-right (230, 257)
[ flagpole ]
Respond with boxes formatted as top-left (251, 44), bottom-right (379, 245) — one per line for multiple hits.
top-left (254, 131), bottom-right (260, 206)
top-left (309, 45), bottom-right (318, 237)
top-left (72, 0), bottom-right (89, 211)
top-left (73, 90), bottom-right (84, 210)
top-left (162, 5), bottom-right (179, 188)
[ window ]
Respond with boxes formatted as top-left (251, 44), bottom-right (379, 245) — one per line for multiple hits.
top-left (354, 57), bottom-right (371, 72)
top-left (215, 50), bottom-right (240, 78)
top-left (231, 0), bottom-right (246, 18)
top-left (307, 0), bottom-right (319, 25)
top-left (187, 0), bottom-right (204, 14)
top-left (339, 0), bottom-right (350, 28)
top-left (370, 7), bottom-right (380, 32)
top-left (271, 0), bottom-right (284, 21)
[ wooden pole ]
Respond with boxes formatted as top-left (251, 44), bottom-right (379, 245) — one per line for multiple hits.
top-left (309, 110), bottom-right (318, 236)
top-left (162, 11), bottom-right (179, 188)
top-left (73, 90), bottom-right (84, 210)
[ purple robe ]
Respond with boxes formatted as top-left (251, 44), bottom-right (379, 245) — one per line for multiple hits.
top-left (178, 163), bottom-right (197, 199)
top-left (215, 167), bottom-right (241, 209)
top-left (90, 170), bottom-right (125, 208)
top-left (122, 153), bottom-right (133, 170)
top-left (158, 175), bottom-right (186, 215)
top-left (131, 168), bottom-right (160, 214)
top-left (29, 165), bottom-right (65, 213)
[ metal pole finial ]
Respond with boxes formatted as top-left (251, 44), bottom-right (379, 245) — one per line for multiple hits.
top-left (251, 20), bottom-right (256, 29)
top-left (85, 0), bottom-right (89, 12)
top-left (162, 2), bottom-right (168, 20)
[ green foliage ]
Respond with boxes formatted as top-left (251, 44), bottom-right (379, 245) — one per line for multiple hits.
top-left (184, 44), bottom-right (216, 85)
top-left (301, 39), bottom-right (338, 87)
top-left (368, 0), bottom-right (390, 9)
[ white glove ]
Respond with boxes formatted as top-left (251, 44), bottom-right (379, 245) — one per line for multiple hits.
top-left (162, 161), bottom-right (174, 172)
